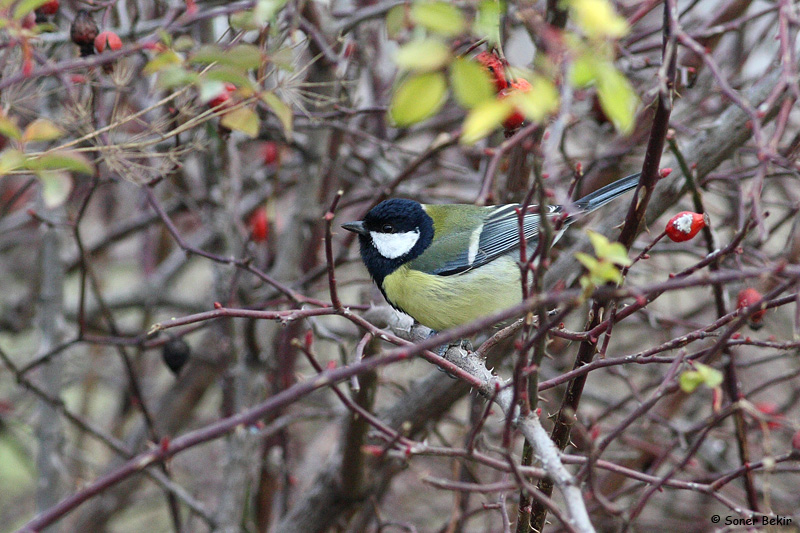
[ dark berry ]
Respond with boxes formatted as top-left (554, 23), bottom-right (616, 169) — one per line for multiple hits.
top-left (162, 338), bottom-right (191, 375)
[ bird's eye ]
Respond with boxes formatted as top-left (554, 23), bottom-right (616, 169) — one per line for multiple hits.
top-left (487, 66), bottom-right (495, 73)
top-left (382, 223), bottom-right (394, 233)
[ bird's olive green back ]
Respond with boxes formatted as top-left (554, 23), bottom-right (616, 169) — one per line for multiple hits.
top-left (407, 204), bottom-right (491, 275)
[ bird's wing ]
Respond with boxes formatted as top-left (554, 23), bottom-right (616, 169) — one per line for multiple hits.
top-left (409, 204), bottom-right (561, 276)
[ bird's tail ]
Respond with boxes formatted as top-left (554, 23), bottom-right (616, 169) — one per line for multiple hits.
top-left (574, 172), bottom-right (641, 212)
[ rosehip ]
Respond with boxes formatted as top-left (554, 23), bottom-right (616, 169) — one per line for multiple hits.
top-left (737, 287), bottom-right (766, 328)
top-left (261, 141), bottom-right (279, 166)
top-left (249, 208), bottom-right (269, 242)
top-left (475, 51), bottom-right (507, 92)
top-left (665, 211), bottom-right (707, 242)
top-left (208, 82), bottom-right (236, 109)
top-left (21, 11), bottom-right (36, 29)
top-left (71, 10), bottom-right (99, 57)
top-left (37, 0), bottom-right (59, 16)
top-left (95, 31), bottom-right (122, 53)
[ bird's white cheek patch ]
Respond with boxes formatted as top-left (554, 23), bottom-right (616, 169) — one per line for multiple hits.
top-left (371, 230), bottom-right (420, 259)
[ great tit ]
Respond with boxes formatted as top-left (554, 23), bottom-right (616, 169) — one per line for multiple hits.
top-left (342, 173), bottom-right (641, 331)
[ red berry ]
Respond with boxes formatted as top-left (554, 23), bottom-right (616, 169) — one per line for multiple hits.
top-left (71, 11), bottom-right (99, 57)
top-left (249, 208), bottom-right (269, 242)
top-left (95, 31), bottom-right (122, 53)
top-left (665, 211), bottom-right (708, 242)
top-left (37, 0), bottom-right (59, 15)
top-left (475, 51), bottom-right (507, 92)
top-left (261, 142), bottom-right (279, 165)
top-left (737, 288), bottom-right (766, 324)
top-left (21, 11), bottom-right (36, 29)
top-left (208, 82), bottom-right (236, 109)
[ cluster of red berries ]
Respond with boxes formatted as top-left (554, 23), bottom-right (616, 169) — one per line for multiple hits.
top-left (475, 51), bottom-right (533, 135)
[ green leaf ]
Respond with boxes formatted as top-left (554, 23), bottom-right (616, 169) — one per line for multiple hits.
top-left (389, 72), bottom-right (448, 127)
top-left (575, 252), bottom-right (599, 272)
top-left (510, 76), bottom-right (559, 122)
top-left (190, 44), bottom-right (263, 71)
top-left (13, 0), bottom-right (49, 19)
top-left (395, 39), bottom-right (451, 72)
top-left (26, 151), bottom-right (94, 175)
top-left (569, 54), bottom-right (596, 87)
top-left (173, 36), bottom-right (195, 52)
top-left (206, 68), bottom-right (255, 92)
top-left (386, 4), bottom-right (408, 39)
top-left (0, 114), bottom-right (22, 141)
top-left (460, 98), bottom-right (513, 144)
top-left (595, 63), bottom-right (638, 135)
top-left (587, 230), bottom-right (631, 266)
top-left (0, 149), bottom-right (25, 175)
top-left (569, 0), bottom-right (629, 39)
top-left (410, 1), bottom-right (465, 37)
top-left (474, 0), bottom-right (504, 45)
top-left (144, 50), bottom-right (183, 75)
top-left (156, 66), bottom-right (198, 89)
top-left (449, 57), bottom-right (495, 109)
top-left (261, 92), bottom-right (293, 135)
top-left (220, 107), bottom-right (260, 138)
top-left (21, 119), bottom-right (63, 143)
top-left (37, 170), bottom-right (73, 208)
top-left (680, 363), bottom-right (722, 393)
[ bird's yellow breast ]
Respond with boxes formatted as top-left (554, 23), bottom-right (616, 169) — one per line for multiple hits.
top-left (381, 256), bottom-right (522, 331)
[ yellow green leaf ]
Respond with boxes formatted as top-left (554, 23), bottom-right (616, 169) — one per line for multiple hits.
top-left (37, 170), bottom-right (73, 208)
top-left (12, 0), bottom-right (49, 19)
top-left (509, 76), bottom-right (559, 122)
top-left (389, 72), bottom-right (448, 127)
top-left (0, 149), bottom-right (25, 175)
top-left (386, 4), bottom-right (408, 39)
top-left (460, 98), bottom-right (513, 144)
top-left (568, 0), bottom-right (629, 39)
top-left (679, 363), bottom-right (722, 393)
top-left (261, 92), bottom-right (293, 135)
top-left (0, 114), bottom-right (22, 141)
top-left (21, 119), bottom-right (63, 143)
top-left (144, 50), bottom-right (183, 75)
top-left (595, 63), bottom-right (638, 135)
top-left (449, 57), bottom-right (495, 109)
top-left (395, 39), bottom-right (451, 72)
top-left (220, 107), bottom-right (260, 138)
top-left (474, 0), bottom-right (504, 45)
top-left (206, 68), bottom-right (255, 92)
top-left (587, 230), bottom-right (631, 266)
top-left (26, 151), bottom-right (94, 175)
top-left (190, 44), bottom-right (263, 70)
top-left (410, 1), bottom-right (465, 37)
top-left (156, 66), bottom-right (198, 89)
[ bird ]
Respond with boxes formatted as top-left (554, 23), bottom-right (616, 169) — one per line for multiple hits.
top-left (342, 173), bottom-right (641, 332)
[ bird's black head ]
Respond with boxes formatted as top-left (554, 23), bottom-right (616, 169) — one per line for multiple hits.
top-left (342, 199), bottom-right (434, 285)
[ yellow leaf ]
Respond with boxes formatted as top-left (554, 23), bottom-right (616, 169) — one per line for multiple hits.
top-left (21, 119), bottom-right (63, 143)
top-left (220, 107), bottom-right (260, 138)
top-left (389, 72), bottom-right (448, 127)
top-left (395, 39), bottom-right (451, 72)
top-left (460, 98), bottom-right (513, 144)
top-left (569, 0), bottom-right (629, 39)
top-left (37, 170), bottom-right (73, 208)
top-left (261, 92), bottom-right (293, 136)
top-left (449, 57), bottom-right (495, 109)
top-left (509, 76), bottom-right (559, 122)
top-left (410, 1), bottom-right (465, 37)
top-left (595, 63), bottom-right (639, 135)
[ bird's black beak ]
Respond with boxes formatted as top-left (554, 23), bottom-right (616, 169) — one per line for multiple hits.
top-left (341, 221), bottom-right (368, 236)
